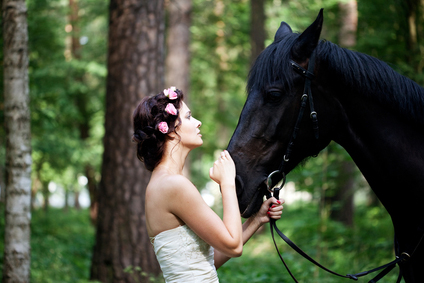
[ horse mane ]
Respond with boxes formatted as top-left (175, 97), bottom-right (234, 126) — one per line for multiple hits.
top-left (320, 41), bottom-right (424, 125)
top-left (247, 34), bottom-right (298, 94)
top-left (248, 33), bottom-right (424, 126)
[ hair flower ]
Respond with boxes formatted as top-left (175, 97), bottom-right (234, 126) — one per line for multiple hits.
top-left (163, 86), bottom-right (178, 100)
top-left (158, 121), bottom-right (169, 134)
top-left (165, 103), bottom-right (177, 115)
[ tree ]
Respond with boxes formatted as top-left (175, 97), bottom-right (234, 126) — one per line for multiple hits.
top-left (166, 0), bottom-right (191, 178)
top-left (90, 1), bottom-right (164, 281)
top-left (166, 0), bottom-right (191, 97)
top-left (2, 0), bottom-right (32, 281)
top-left (326, 0), bottom-right (358, 227)
top-left (338, 0), bottom-right (357, 47)
top-left (250, 0), bottom-right (266, 65)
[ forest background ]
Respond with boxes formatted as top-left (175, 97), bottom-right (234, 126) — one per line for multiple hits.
top-left (1, 0), bottom-right (424, 282)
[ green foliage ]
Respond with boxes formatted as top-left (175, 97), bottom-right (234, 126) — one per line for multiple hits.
top-left (190, 0), bottom-right (252, 188)
top-left (24, 0), bottom-right (107, 199)
top-left (0, 202), bottom-right (400, 283)
top-left (0, 207), bottom-right (97, 283)
top-left (356, 0), bottom-right (424, 85)
top-left (218, 203), bottom-right (402, 283)
top-left (265, 0), bottom-right (342, 44)
top-left (124, 265), bottom-right (165, 283)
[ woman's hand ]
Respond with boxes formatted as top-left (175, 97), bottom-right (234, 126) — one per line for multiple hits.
top-left (254, 197), bottom-right (285, 226)
top-left (209, 150), bottom-right (236, 187)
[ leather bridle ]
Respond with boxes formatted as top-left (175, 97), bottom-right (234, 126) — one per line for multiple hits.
top-left (265, 50), bottom-right (319, 199)
top-left (264, 49), bottom-right (415, 283)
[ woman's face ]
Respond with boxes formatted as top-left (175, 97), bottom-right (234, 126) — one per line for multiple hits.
top-left (175, 102), bottom-right (203, 149)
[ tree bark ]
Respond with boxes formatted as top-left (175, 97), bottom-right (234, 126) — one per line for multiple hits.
top-left (165, 0), bottom-right (191, 178)
top-left (0, 164), bottom-right (5, 204)
top-left (2, 0), bottom-right (32, 281)
top-left (250, 0), bottom-right (266, 66)
top-left (329, 160), bottom-right (355, 227)
top-left (403, 0), bottom-right (424, 70)
top-left (90, 1), bottom-right (164, 282)
top-left (338, 0), bottom-right (358, 48)
top-left (165, 0), bottom-right (191, 98)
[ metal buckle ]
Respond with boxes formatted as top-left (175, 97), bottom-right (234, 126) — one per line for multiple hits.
top-left (266, 170), bottom-right (286, 193)
top-left (401, 252), bottom-right (411, 262)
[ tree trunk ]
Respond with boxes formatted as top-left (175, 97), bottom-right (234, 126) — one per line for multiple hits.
top-left (165, 0), bottom-right (191, 97)
top-left (403, 0), bottom-right (424, 71)
top-left (0, 164), bottom-right (5, 204)
top-left (324, 1), bottom-right (358, 227)
top-left (90, 1), bottom-right (164, 282)
top-left (338, 0), bottom-right (358, 48)
top-left (250, 0), bottom-right (266, 65)
top-left (165, 0), bottom-right (191, 178)
top-left (86, 164), bottom-right (98, 223)
top-left (68, 0), bottom-right (99, 221)
top-left (329, 160), bottom-right (355, 227)
top-left (2, 0), bottom-right (32, 281)
top-left (74, 190), bottom-right (81, 209)
top-left (42, 180), bottom-right (49, 212)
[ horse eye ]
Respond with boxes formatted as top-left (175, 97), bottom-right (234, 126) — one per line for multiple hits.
top-left (266, 91), bottom-right (282, 102)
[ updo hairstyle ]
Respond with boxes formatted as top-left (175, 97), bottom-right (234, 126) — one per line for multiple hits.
top-left (132, 88), bottom-right (184, 171)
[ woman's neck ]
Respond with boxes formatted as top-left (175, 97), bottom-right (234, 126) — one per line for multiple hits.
top-left (155, 141), bottom-right (189, 175)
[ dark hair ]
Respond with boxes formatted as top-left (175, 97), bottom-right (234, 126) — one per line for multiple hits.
top-left (132, 88), bottom-right (184, 171)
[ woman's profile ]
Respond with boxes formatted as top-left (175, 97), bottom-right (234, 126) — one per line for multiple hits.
top-left (132, 87), bottom-right (284, 282)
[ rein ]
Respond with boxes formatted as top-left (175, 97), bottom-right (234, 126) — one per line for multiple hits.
top-left (264, 50), bottom-right (415, 282)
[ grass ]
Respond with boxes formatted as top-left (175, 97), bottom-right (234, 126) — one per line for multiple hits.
top-left (0, 202), bottom-right (404, 283)
top-left (218, 202), bottom-right (403, 283)
top-left (0, 207), bottom-right (96, 283)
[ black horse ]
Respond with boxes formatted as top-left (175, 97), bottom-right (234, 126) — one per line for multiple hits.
top-left (227, 9), bottom-right (424, 282)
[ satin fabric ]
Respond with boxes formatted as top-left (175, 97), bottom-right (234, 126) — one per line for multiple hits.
top-left (150, 225), bottom-right (219, 283)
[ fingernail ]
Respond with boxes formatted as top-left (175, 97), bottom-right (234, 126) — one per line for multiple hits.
top-left (277, 200), bottom-right (281, 204)
top-left (267, 211), bottom-right (270, 215)
top-left (271, 205), bottom-right (276, 208)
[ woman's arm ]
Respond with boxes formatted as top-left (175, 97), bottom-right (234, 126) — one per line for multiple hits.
top-left (169, 150), bottom-right (244, 257)
top-left (214, 197), bottom-right (284, 269)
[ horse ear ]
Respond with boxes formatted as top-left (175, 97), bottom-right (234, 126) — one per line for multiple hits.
top-left (274, 22), bottom-right (293, 42)
top-left (291, 8), bottom-right (324, 62)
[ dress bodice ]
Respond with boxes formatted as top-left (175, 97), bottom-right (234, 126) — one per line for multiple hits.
top-left (150, 225), bottom-right (219, 283)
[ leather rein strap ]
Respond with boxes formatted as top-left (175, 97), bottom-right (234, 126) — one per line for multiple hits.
top-left (265, 50), bottom-right (413, 282)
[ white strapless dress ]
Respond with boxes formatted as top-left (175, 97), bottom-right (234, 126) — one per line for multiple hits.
top-left (150, 225), bottom-right (219, 283)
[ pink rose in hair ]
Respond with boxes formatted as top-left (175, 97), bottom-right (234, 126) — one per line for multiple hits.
top-left (165, 103), bottom-right (177, 115)
top-left (164, 86), bottom-right (178, 100)
top-left (158, 122), bottom-right (169, 134)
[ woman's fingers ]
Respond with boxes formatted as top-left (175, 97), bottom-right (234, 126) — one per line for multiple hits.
top-left (209, 150), bottom-right (236, 185)
top-left (267, 197), bottom-right (284, 219)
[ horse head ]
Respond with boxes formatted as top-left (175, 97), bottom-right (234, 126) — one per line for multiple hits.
top-left (228, 10), bottom-right (342, 217)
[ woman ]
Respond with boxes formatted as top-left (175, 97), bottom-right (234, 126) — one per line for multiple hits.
top-left (132, 87), bottom-right (284, 282)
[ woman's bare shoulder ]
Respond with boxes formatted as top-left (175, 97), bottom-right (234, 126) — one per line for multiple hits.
top-left (148, 173), bottom-right (198, 196)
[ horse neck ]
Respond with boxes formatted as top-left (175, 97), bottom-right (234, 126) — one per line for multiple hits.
top-left (325, 67), bottom-right (424, 221)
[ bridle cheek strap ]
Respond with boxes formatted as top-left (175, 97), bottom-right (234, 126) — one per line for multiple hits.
top-left (281, 51), bottom-right (319, 174)
top-left (266, 50), bottom-right (319, 194)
